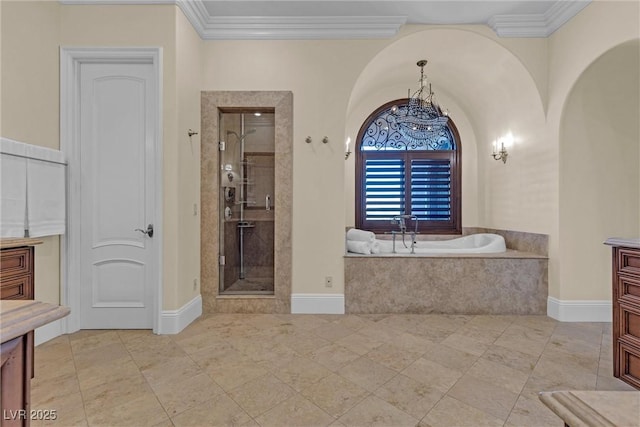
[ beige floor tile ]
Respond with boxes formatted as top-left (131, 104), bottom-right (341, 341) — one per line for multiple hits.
top-left (70, 330), bottom-right (122, 354)
top-left (151, 372), bottom-right (224, 416)
top-left (373, 373), bottom-right (445, 419)
top-left (365, 342), bottom-right (423, 372)
top-left (494, 324), bottom-right (551, 357)
top-left (274, 314), bottom-right (330, 330)
top-left (464, 315), bottom-right (516, 332)
top-left (532, 354), bottom-right (598, 389)
top-left (300, 373), bottom-right (369, 417)
top-left (34, 353), bottom-right (77, 381)
top-left (334, 331), bottom-right (384, 355)
top-left (447, 374), bottom-right (519, 421)
top-left (386, 330), bottom-right (435, 354)
top-left (309, 343), bottom-right (361, 372)
top-left (31, 371), bottom-right (80, 407)
top-left (76, 357), bottom-right (141, 391)
top-left (205, 359), bottom-right (270, 391)
top-left (420, 396), bottom-right (504, 427)
top-left (140, 355), bottom-right (202, 387)
top-left (311, 322), bottom-right (358, 342)
top-left (337, 356), bottom-right (397, 392)
top-left (128, 340), bottom-right (189, 370)
top-left (276, 331), bottom-right (332, 355)
top-left (273, 354), bottom-right (333, 392)
top-left (255, 394), bottom-right (335, 427)
top-left (67, 329), bottom-right (113, 343)
top-left (400, 357), bottom-right (463, 393)
top-left (440, 332), bottom-right (491, 356)
top-left (85, 393), bottom-right (169, 427)
top-left (466, 357), bottom-right (530, 394)
top-left (228, 374), bottom-right (296, 417)
top-left (31, 391), bottom-right (87, 427)
top-left (28, 315), bottom-right (613, 427)
top-left (338, 395), bottom-right (418, 427)
top-left (504, 395), bottom-right (563, 427)
top-left (171, 394), bottom-right (252, 426)
top-left (72, 341), bottom-right (132, 371)
top-left (82, 374), bottom-right (153, 414)
top-left (422, 343), bottom-right (479, 372)
top-left (481, 344), bottom-right (539, 374)
top-left (596, 374), bottom-right (638, 391)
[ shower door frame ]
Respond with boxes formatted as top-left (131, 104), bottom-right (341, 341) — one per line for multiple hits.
top-left (201, 91), bottom-right (293, 313)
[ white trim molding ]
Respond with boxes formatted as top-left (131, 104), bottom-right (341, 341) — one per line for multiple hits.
top-left (158, 295), bottom-right (202, 334)
top-left (547, 297), bottom-right (611, 322)
top-left (35, 319), bottom-right (65, 346)
top-left (291, 294), bottom-right (345, 314)
top-left (489, 1), bottom-right (591, 37)
top-left (59, 0), bottom-right (589, 40)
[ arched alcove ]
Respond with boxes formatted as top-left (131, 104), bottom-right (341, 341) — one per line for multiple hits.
top-left (559, 39), bottom-right (640, 301)
top-left (344, 28), bottom-right (547, 232)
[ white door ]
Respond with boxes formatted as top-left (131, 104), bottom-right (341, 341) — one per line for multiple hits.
top-left (78, 62), bottom-right (156, 329)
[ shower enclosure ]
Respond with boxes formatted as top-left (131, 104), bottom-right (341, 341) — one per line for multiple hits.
top-left (219, 110), bottom-right (275, 294)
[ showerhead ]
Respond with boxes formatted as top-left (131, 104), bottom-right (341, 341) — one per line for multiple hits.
top-left (226, 129), bottom-right (256, 141)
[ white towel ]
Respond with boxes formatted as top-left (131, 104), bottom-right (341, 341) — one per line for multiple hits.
top-left (0, 139), bottom-right (28, 237)
top-left (1, 138), bottom-right (66, 238)
top-left (346, 228), bottom-right (375, 243)
top-left (370, 240), bottom-right (381, 254)
top-left (347, 240), bottom-right (371, 255)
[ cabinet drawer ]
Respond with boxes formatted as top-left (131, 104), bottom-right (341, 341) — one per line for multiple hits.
top-left (617, 341), bottom-right (640, 389)
top-left (0, 247), bottom-right (32, 279)
top-left (0, 274), bottom-right (33, 300)
top-left (620, 303), bottom-right (640, 346)
top-left (618, 248), bottom-right (640, 276)
top-left (618, 274), bottom-right (640, 307)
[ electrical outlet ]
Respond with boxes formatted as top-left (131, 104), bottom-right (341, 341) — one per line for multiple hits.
top-left (325, 276), bottom-right (333, 288)
top-left (193, 278), bottom-right (198, 290)
top-left (193, 203), bottom-right (198, 216)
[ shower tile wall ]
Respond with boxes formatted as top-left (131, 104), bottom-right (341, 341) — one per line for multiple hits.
top-left (223, 220), bottom-right (239, 289)
top-left (241, 220), bottom-right (274, 280)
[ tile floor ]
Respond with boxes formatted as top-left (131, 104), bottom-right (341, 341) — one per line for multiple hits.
top-left (31, 313), bottom-right (635, 426)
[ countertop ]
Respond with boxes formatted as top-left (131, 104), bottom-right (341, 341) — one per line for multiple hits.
top-left (539, 390), bottom-right (640, 427)
top-left (0, 238), bottom-right (44, 249)
top-left (0, 300), bottom-right (70, 343)
top-left (604, 237), bottom-right (640, 249)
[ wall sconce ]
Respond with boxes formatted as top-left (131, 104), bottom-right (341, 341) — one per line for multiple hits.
top-left (491, 140), bottom-right (508, 163)
top-left (345, 137), bottom-right (352, 160)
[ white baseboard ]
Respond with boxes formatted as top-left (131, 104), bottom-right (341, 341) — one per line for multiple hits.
top-left (158, 294), bottom-right (202, 334)
top-left (35, 318), bottom-right (64, 346)
top-left (291, 293), bottom-right (345, 314)
top-left (547, 297), bottom-right (611, 322)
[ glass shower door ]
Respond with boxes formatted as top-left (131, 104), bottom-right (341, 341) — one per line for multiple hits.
top-left (219, 110), bottom-right (275, 294)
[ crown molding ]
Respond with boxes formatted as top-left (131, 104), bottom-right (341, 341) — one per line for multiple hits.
top-left (59, 0), bottom-right (590, 40)
top-left (489, 0), bottom-right (591, 37)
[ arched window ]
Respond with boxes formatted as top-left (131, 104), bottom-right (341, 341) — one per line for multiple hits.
top-left (355, 99), bottom-right (461, 234)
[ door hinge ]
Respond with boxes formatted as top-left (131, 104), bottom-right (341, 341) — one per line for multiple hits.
top-left (219, 255), bottom-right (226, 266)
top-left (219, 141), bottom-right (226, 151)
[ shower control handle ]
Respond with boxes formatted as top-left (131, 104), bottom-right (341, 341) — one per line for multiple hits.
top-left (135, 224), bottom-right (154, 238)
top-left (265, 195), bottom-right (271, 211)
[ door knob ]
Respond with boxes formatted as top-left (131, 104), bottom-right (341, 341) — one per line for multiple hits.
top-left (135, 224), bottom-right (154, 238)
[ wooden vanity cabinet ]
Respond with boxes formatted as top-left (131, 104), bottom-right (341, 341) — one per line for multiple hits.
top-left (607, 239), bottom-right (640, 389)
top-left (0, 246), bottom-right (34, 300)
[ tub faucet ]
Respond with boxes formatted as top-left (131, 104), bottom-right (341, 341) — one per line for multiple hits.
top-left (391, 215), bottom-right (419, 253)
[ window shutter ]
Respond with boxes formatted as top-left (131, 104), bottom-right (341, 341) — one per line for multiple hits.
top-left (410, 158), bottom-right (451, 221)
top-left (364, 158), bottom-right (405, 221)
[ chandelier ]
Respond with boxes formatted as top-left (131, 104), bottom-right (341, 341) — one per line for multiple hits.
top-left (390, 59), bottom-right (449, 142)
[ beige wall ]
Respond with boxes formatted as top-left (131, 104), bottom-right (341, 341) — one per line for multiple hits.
top-left (174, 9), bottom-right (203, 309)
top-left (548, 0), bottom-right (640, 301)
top-left (1, 2), bottom-right (201, 311)
top-left (2, 0), bottom-right (639, 313)
top-left (1, 1), bottom-right (61, 305)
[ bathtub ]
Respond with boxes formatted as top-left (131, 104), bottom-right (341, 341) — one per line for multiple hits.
top-left (375, 233), bottom-right (507, 254)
